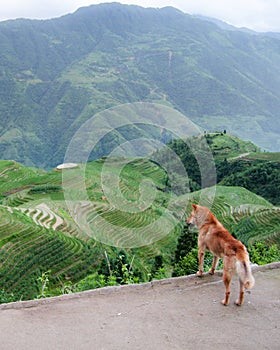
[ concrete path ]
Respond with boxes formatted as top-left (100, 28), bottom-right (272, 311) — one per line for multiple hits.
top-left (0, 263), bottom-right (279, 350)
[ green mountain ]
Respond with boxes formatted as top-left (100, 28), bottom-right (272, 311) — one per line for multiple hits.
top-left (0, 3), bottom-right (280, 168)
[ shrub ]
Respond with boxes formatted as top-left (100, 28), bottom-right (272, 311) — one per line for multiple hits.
top-left (249, 242), bottom-right (280, 265)
top-left (173, 247), bottom-right (224, 277)
top-left (73, 273), bottom-right (108, 292)
top-left (0, 289), bottom-right (17, 304)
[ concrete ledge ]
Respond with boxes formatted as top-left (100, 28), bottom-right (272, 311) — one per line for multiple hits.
top-left (1, 261), bottom-right (279, 310)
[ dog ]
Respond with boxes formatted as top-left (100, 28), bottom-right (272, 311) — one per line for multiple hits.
top-left (186, 204), bottom-right (255, 306)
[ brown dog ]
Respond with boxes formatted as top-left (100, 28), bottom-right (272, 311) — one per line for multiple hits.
top-left (186, 204), bottom-right (255, 306)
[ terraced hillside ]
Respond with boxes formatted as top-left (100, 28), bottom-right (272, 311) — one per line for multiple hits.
top-left (0, 155), bottom-right (279, 301)
top-left (0, 206), bottom-right (101, 300)
top-left (0, 157), bottom-right (179, 299)
top-left (182, 186), bottom-right (280, 247)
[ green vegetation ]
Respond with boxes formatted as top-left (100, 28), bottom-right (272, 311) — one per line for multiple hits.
top-left (204, 133), bottom-right (260, 159)
top-left (0, 3), bottom-right (280, 168)
top-left (219, 161), bottom-right (280, 205)
top-left (163, 133), bottom-right (280, 205)
top-left (248, 242), bottom-right (280, 265)
top-left (0, 157), bottom-right (177, 301)
top-left (245, 152), bottom-right (280, 162)
top-left (0, 289), bottom-right (17, 304)
top-left (0, 205), bottom-right (103, 301)
top-left (0, 133), bottom-right (279, 303)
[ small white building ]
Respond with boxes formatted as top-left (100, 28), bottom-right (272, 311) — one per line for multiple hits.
top-left (56, 163), bottom-right (78, 171)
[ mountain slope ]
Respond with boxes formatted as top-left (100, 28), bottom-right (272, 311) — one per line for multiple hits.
top-left (162, 133), bottom-right (280, 205)
top-left (0, 3), bottom-right (280, 168)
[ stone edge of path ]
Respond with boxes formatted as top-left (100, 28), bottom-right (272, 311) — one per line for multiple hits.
top-left (1, 261), bottom-right (279, 310)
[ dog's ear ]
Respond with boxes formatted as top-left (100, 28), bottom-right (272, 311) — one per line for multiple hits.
top-left (192, 203), bottom-right (197, 210)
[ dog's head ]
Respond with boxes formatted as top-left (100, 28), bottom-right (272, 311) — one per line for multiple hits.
top-left (186, 203), bottom-right (198, 226)
top-left (186, 204), bottom-right (212, 228)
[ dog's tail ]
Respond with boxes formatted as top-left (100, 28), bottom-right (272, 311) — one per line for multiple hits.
top-left (236, 249), bottom-right (255, 289)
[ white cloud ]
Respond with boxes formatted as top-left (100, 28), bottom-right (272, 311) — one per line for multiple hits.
top-left (0, 0), bottom-right (92, 20)
top-left (178, 0), bottom-right (280, 32)
top-left (0, 0), bottom-right (279, 32)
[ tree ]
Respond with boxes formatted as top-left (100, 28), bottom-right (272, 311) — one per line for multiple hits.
top-left (174, 223), bottom-right (198, 264)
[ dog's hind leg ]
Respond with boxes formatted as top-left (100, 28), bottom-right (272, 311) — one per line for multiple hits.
top-left (209, 256), bottom-right (219, 275)
top-left (221, 256), bottom-right (233, 306)
top-left (222, 274), bottom-right (231, 305)
top-left (235, 279), bottom-right (245, 306)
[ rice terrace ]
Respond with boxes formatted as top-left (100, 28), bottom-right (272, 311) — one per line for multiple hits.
top-left (0, 132), bottom-right (279, 303)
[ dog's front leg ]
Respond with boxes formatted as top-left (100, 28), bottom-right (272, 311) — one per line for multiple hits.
top-left (197, 247), bottom-right (205, 277)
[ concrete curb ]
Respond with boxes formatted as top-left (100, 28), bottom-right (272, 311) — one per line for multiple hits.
top-left (1, 261), bottom-right (279, 311)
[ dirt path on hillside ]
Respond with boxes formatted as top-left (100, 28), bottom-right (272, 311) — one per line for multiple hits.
top-left (230, 152), bottom-right (251, 160)
top-left (0, 264), bottom-right (279, 350)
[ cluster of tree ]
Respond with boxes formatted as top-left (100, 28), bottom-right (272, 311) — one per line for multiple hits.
top-left (28, 185), bottom-right (62, 194)
top-left (159, 135), bottom-right (280, 205)
top-left (153, 135), bottom-right (217, 195)
top-left (217, 159), bottom-right (280, 205)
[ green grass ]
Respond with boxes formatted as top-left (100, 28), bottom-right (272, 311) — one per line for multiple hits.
top-left (0, 160), bottom-right (61, 200)
top-left (180, 185), bottom-right (272, 209)
top-left (205, 133), bottom-right (261, 159)
top-left (245, 152), bottom-right (280, 162)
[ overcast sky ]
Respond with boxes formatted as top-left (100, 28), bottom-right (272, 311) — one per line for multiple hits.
top-left (0, 0), bottom-right (279, 32)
